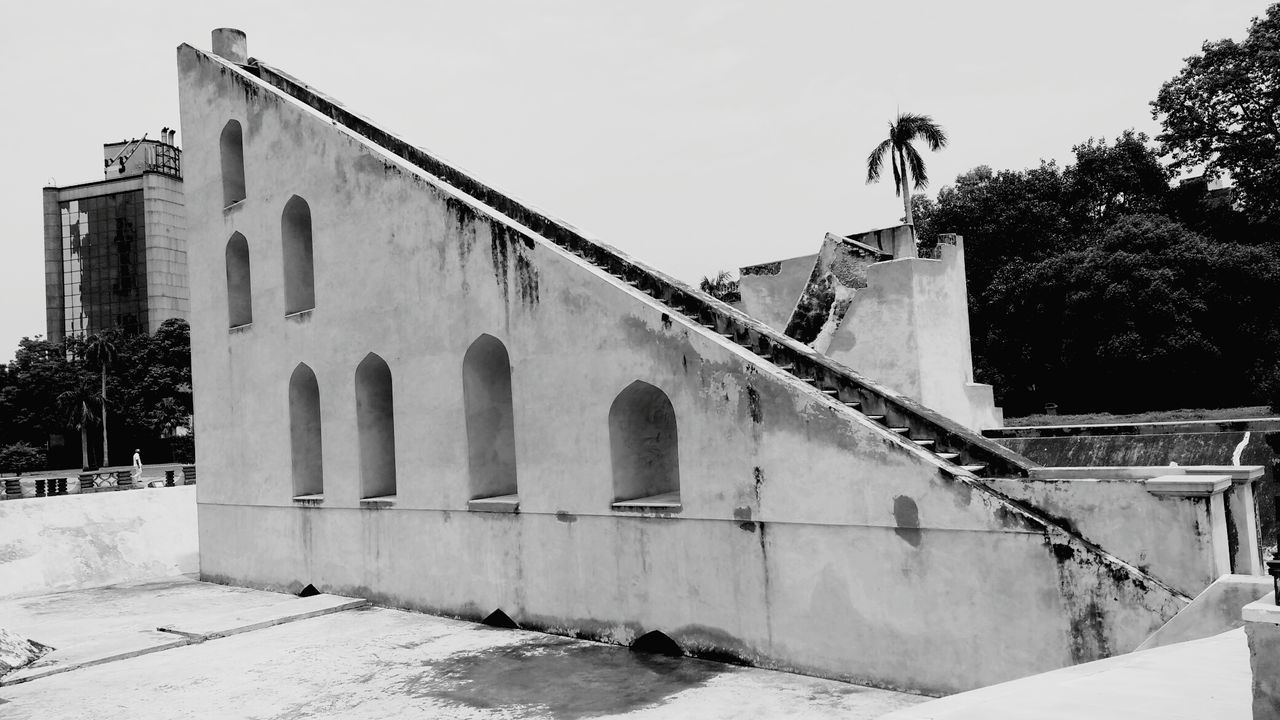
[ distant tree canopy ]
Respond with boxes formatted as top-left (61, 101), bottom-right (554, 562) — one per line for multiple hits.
top-left (0, 318), bottom-right (193, 469)
top-left (915, 130), bottom-right (1280, 416)
top-left (1152, 4), bottom-right (1280, 223)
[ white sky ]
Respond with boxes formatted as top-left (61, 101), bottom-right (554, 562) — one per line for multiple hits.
top-left (0, 0), bottom-right (1268, 353)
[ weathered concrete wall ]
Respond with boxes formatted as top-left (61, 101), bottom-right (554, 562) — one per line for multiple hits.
top-left (988, 476), bottom-right (1225, 598)
top-left (825, 237), bottom-right (1001, 431)
top-left (992, 422), bottom-right (1280, 552)
top-left (1245, 594), bottom-right (1280, 719)
top-left (0, 487), bottom-right (198, 599)
top-left (179, 43), bottom-right (1184, 696)
top-left (1138, 574), bottom-right (1271, 651)
top-left (737, 254), bottom-right (816, 333)
top-left (782, 234), bottom-right (882, 349)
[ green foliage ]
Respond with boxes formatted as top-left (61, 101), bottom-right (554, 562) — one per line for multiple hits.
top-left (984, 215), bottom-right (1278, 412)
top-left (1262, 366), bottom-right (1280, 415)
top-left (922, 128), bottom-right (1280, 415)
top-left (1152, 5), bottom-right (1280, 223)
top-left (0, 442), bottom-right (46, 475)
top-left (699, 271), bottom-right (741, 304)
top-left (914, 161), bottom-right (1075, 299)
top-left (0, 338), bottom-right (84, 450)
top-left (1067, 130), bottom-right (1171, 226)
top-left (0, 319), bottom-right (193, 468)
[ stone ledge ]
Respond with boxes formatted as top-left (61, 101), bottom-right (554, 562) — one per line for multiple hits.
top-left (1184, 466), bottom-right (1265, 484)
top-left (467, 494), bottom-right (519, 513)
top-left (1145, 474), bottom-right (1232, 498)
top-left (1031, 466), bottom-right (1186, 480)
top-left (611, 491), bottom-right (682, 514)
top-left (1243, 592), bottom-right (1280, 625)
top-left (358, 495), bottom-right (396, 508)
top-left (291, 494), bottom-right (323, 506)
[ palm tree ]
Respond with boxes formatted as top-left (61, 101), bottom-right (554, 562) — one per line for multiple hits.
top-left (699, 270), bottom-right (741, 304)
top-left (85, 332), bottom-right (118, 466)
top-left (865, 113), bottom-right (948, 229)
top-left (57, 380), bottom-right (100, 470)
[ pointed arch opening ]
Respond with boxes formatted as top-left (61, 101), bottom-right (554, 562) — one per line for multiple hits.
top-left (282, 195), bottom-right (316, 315)
top-left (219, 120), bottom-right (246, 207)
top-left (289, 363), bottom-right (323, 497)
top-left (355, 353), bottom-right (396, 499)
top-left (463, 334), bottom-right (518, 507)
top-left (609, 381), bottom-right (681, 509)
top-left (225, 232), bottom-right (253, 328)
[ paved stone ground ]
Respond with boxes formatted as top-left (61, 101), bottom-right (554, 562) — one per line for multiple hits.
top-left (0, 578), bottom-right (926, 719)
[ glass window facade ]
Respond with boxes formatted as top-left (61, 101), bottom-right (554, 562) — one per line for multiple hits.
top-left (60, 190), bottom-right (148, 337)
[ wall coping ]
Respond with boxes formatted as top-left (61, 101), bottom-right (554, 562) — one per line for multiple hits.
top-left (985, 417), bottom-right (1280, 439)
top-left (1243, 592), bottom-right (1280, 625)
top-left (1027, 465), bottom-right (1264, 484)
top-left (1030, 466), bottom-right (1188, 480)
top-left (1145, 475), bottom-right (1232, 498)
top-left (1184, 466), bottom-right (1265, 484)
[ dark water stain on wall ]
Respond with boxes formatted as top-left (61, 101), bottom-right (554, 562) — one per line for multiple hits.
top-left (747, 386), bottom-right (763, 424)
top-left (395, 639), bottom-right (723, 718)
top-left (892, 495), bottom-right (922, 547)
top-left (515, 252), bottom-right (540, 306)
top-left (490, 224), bottom-right (511, 304)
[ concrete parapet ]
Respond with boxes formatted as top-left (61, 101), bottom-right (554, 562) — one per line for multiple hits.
top-left (991, 472), bottom-right (1237, 598)
top-left (1145, 474), bottom-right (1232, 497)
top-left (1244, 593), bottom-right (1280, 719)
top-left (0, 486), bottom-right (197, 599)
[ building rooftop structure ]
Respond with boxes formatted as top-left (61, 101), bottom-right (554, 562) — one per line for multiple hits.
top-left (166, 26), bottom-right (1274, 711)
top-left (42, 131), bottom-right (188, 342)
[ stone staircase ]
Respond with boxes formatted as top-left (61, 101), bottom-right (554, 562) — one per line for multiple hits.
top-left (246, 57), bottom-right (1036, 481)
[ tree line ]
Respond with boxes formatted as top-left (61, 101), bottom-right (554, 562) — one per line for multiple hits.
top-left (0, 318), bottom-right (194, 472)
top-left (703, 5), bottom-right (1280, 418)
top-left (915, 6), bottom-right (1280, 416)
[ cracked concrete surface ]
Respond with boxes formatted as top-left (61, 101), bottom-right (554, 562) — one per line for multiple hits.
top-left (0, 578), bottom-right (925, 719)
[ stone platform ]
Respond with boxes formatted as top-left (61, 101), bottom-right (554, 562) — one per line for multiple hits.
top-left (0, 577), bottom-right (925, 719)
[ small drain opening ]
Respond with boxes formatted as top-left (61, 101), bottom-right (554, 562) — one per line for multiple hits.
top-left (631, 630), bottom-right (682, 657)
top-left (482, 608), bottom-right (519, 629)
top-left (298, 583), bottom-right (320, 597)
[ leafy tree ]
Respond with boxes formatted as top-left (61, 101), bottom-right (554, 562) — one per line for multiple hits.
top-left (1152, 4), bottom-right (1280, 223)
top-left (107, 319), bottom-right (193, 461)
top-left (984, 214), bottom-right (1280, 413)
top-left (0, 319), bottom-right (193, 469)
top-left (0, 338), bottom-right (79, 451)
top-left (1066, 130), bottom-right (1171, 227)
top-left (0, 442), bottom-right (46, 475)
top-left (914, 162), bottom-right (1075, 302)
top-left (866, 113), bottom-right (948, 227)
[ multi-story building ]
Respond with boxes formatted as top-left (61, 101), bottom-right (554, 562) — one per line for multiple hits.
top-left (42, 131), bottom-right (188, 342)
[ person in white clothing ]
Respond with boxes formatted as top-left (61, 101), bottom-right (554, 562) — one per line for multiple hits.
top-left (132, 449), bottom-right (142, 484)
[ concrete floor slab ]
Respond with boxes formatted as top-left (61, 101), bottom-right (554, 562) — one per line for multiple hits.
top-left (881, 629), bottom-right (1250, 720)
top-left (0, 578), bottom-right (926, 719)
top-left (0, 577), bottom-right (361, 685)
top-left (155, 592), bottom-right (367, 640)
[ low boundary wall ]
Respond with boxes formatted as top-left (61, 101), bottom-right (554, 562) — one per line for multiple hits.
top-left (0, 486), bottom-right (198, 599)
